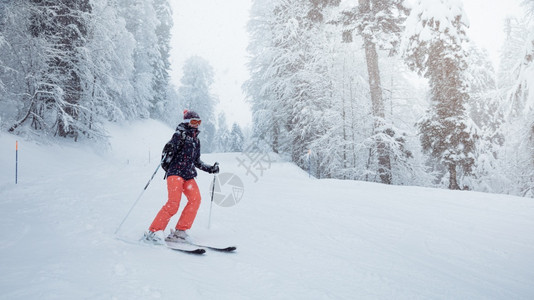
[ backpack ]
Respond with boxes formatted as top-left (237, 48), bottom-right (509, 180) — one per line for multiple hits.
top-left (161, 130), bottom-right (185, 176)
top-left (161, 140), bottom-right (176, 173)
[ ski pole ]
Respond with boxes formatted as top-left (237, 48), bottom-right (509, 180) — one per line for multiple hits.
top-left (208, 174), bottom-right (217, 229)
top-left (114, 161), bottom-right (162, 235)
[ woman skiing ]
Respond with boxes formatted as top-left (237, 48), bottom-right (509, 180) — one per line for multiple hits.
top-left (143, 110), bottom-right (219, 244)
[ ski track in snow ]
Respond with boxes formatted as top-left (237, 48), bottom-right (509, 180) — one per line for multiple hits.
top-left (1, 119), bottom-right (533, 299)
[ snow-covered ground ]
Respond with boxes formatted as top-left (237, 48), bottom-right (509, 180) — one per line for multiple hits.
top-left (1, 119), bottom-right (533, 299)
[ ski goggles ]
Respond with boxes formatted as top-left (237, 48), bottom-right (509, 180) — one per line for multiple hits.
top-left (189, 119), bottom-right (202, 126)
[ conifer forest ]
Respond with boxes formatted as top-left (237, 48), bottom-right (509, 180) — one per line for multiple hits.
top-left (1, 0), bottom-right (533, 197)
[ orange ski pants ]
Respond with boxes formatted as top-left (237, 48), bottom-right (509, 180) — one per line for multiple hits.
top-left (149, 176), bottom-right (201, 232)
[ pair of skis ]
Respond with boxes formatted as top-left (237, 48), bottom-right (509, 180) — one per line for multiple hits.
top-left (116, 235), bottom-right (236, 255)
top-left (165, 240), bottom-right (236, 255)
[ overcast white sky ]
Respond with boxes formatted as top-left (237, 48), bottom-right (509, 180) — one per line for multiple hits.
top-left (169, 0), bottom-right (252, 127)
top-left (169, 0), bottom-right (524, 128)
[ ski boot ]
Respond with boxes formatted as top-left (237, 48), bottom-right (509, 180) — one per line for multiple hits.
top-left (165, 229), bottom-right (190, 243)
top-left (141, 230), bottom-right (165, 245)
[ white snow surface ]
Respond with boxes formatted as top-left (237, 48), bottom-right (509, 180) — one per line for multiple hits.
top-left (1, 119), bottom-right (533, 299)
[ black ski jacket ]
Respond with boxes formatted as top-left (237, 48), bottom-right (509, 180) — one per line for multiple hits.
top-left (166, 123), bottom-right (212, 180)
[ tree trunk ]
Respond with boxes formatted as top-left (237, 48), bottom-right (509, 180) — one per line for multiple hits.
top-left (448, 163), bottom-right (460, 190)
top-left (342, 58), bottom-right (348, 178)
top-left (359, 0), bottom-right (392, 184)
top-left (271, 121), bottom-right (280, 154)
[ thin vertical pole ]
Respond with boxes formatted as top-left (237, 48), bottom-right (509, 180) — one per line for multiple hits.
top-left (15, 141), bottom-right (18, 184)
top-left (208, 175), bottom-right (217, 229)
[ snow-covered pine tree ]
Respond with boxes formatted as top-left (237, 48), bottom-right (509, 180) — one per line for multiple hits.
top-left (0, 1), bottom-right (34, 132)
top-left (83, 0), bottom-right (136, 124)
top-left (284, 0), bottom-right (339, 173)
top-left (214, 112), bottom-right (231, 152)
top-left (0, 5), bottom-right (5, 95)
top-left (466, 45), bottom-right (500, 137)
top-left (116, 0), bottom-right (159, 119)
top-left (403, 0), bottom-right (478, 190)
top-left (336, 0), bottom-right (408, 183)
top-left (377, 55), bottom-right (433, 186)
top-left (522, 0), bottom-right (534, 197)
top-left (44, 0), bottom-right (91, 138)
top-left (229, 123), bottom-right (245, 152)
top-left (497, 3), bottom-right (534, 197)
top-left (1, 0), bottom-right (173, 140)
top-left (325, 38), bottom-right (365, 180)
top-left (464, 44), bottom-right (506, 193)
top-left (245, 0), bottom-right (292, 154)
top-left (5, 0), bottom-right (92, 139)
top-left (177, 56), bottom-right (217, 153)
top-left (246, 0), bottom-right (341, 175)
top-left (160, 85), bottom-right (182, 126)
top-left (151, 0), bottom-right (173, 119)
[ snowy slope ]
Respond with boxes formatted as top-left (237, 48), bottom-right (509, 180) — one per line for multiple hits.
top-left (1, 119), bottom-right (533, 300)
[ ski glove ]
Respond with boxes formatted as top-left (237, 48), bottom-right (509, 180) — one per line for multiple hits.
top-left (208, 162), bottom-right (220, 174)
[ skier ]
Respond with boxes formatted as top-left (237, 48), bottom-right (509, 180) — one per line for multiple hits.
top-left (143, 110), bottom-right (219, 244)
